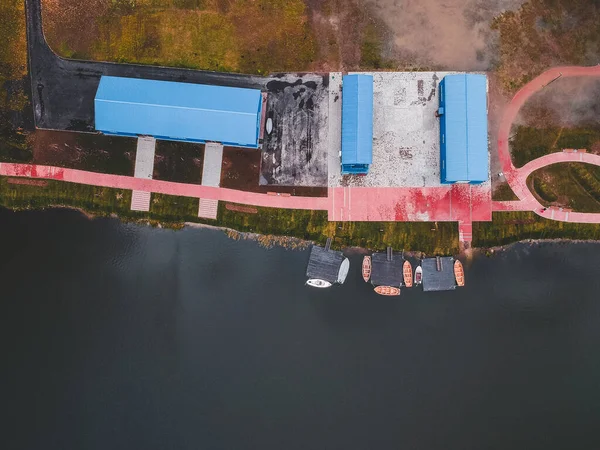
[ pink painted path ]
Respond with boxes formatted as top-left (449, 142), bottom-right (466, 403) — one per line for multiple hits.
top-left (328, 184), bottom-right (491, 222)
top-left (0, 163), bottom-right (330, 211)
top-left (0, 162), bottom-right (490, 244)
top-left (495, 65), bottom-right (600, 224)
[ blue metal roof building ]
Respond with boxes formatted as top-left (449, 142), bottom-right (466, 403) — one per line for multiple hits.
top-left (439, 74), bottom-right (488, 184)
top-left (341, 74), bottom-right (373, 174)
top-left (94, 76), bottom-right (263, 148)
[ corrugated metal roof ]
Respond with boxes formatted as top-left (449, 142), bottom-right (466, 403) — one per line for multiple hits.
top-left (94, 76), bottom-right (262, 148)
top-left (370, 252), bottom-right (403, 288)
top-left (422, 257), bottom-right (456, 292)
top-left (440, 74), bottom-right (488, 183)
top-left (306, 246), bottom-right (345, 284)
top-left (341, 74), bottom-right (373, 165)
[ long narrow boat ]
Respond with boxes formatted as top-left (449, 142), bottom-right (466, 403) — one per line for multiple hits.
top-left (306, 279), bottom-right (332, 288)
top-left (403, 260), bottom-right (413, 287)
top-left (374, 285), bottom-right (401, 296)
top-left (414, 266), bottom-right (422, 285)
top-left (454, 260), bottom-right (465, 287)
top-left (362, 256), bottom-right (372, 282)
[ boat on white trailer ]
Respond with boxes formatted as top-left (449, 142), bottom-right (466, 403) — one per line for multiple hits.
top-left (306, 279), bottom-right (332, 288)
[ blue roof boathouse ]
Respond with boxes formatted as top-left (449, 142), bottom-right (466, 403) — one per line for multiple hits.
top-left (341, 74), bottom-right (374, 175)
top-left (438, 74), bottom-right (488, 184)
top-left (94, 76), bottom-right (263, 148)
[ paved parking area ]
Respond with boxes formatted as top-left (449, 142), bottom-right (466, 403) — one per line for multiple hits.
top-left (260, 73), bottom-right (329, 187)
top-left (329, 71), bottom-right (455, 188)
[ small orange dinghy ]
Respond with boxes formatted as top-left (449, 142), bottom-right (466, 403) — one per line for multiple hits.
top-left (374, 286), bottom-right (401, 296)
top-left (362, 256), bottom-right (371, 282)
top-left (403, 260), bottom-right (413, 287)
top-left (454, 260), bottom-right (465, 287)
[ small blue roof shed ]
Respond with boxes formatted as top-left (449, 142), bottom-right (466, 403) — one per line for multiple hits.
top-left (341, 74), bottom-right (373, 175)
top-left (94, 76), bottom-right (262, 148)
top-left (439, 74), bottom-right (488, 184)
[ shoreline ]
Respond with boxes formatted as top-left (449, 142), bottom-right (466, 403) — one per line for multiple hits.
top-left (3, 204), bottom-right (600, 255)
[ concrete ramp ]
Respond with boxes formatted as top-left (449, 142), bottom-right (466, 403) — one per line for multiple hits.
top-left (198, 198), bottom-right (218, 219)
top-left (134, 136), bottom-right (156, 179)
top-left (198, 142), bottom-right (223, 219)
top-left (131, 136), bottom-right (155, 212)
top-left (131, 190), bottom-right (151, 212)
top-left (201, 142), bottom-right (223, 187)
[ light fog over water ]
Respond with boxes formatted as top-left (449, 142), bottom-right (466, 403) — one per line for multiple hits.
top-left (2, 208), bottom-right (600, 450)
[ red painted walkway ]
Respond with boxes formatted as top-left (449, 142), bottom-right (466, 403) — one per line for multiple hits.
top-left (495, 65), bottom-right (600, 224)
top-left (0, 162), bottom-right (490, 243)
top-left (0, 163), bottom-right (330, 211)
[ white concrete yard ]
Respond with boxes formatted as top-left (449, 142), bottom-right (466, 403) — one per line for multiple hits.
top-left (328, 71), bottom-right (455, 188)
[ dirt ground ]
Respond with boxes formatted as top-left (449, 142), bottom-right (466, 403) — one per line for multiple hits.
top-left (221, 147), bottom-right (326, 197)
top-left (153, 141), bottom-right (204, 184)
top-left (29, 130), bottom-right (135, 175)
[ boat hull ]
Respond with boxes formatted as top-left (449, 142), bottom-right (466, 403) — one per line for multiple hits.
top-left (403, 260), bottom-right (413, 287)
top-left (454, 260), bottom-right (465, 287)
top-left (414, 266), bottom-right (422, 285)
top-left (362, 256), bottom-right (372, 282)
top-left (306, 279), bottom-right (332, 288)
top-left (374, 285), bottom-right (401, 296)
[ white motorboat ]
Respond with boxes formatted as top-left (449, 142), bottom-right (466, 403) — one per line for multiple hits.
top-left (266, 118), bottom-right (273, 135)
top-left (306, 279), bottom-right (332, 288)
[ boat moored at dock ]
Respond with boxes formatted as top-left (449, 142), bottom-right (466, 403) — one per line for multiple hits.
top-left (362, 256), bottom-right (372, 282)
top-left (414, 266), bottom-right (422, 285)
top-left (403, 260), bottom-right (413, 287)
top-left (374, 286), bottom-right (401, 296)
top-left (454, 260), bottom-right (465, 287)
top-left (306, 279), bottom-right (332, 288)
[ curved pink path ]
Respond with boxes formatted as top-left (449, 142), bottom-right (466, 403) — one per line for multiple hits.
top-left (496, 65), bottom-right (600, 223)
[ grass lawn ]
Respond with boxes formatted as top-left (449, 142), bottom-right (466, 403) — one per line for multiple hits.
top-left (42, 0), bottom-right (317, 75)
top-left (474, 211), bottom-right (600, 248)
top-left (527, 163), bottom-right (600, 213)
top-left (492, 182), bottom-right (519, 201)
top-left (491, 0), bottom-right (600, 94)
top-left (510, 126), bottom-right (600, 168)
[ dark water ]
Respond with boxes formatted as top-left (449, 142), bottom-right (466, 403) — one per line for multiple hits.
top-left (2, 209), bottom-right (600, 450)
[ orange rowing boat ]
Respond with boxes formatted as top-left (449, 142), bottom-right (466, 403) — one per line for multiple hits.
top-left (454, 259), bottom-right (465, 287)
top-left (362, 256), bottom-right (371, 282)
top-left (374, 285), bottom-right (401, 296)
top-left (403, 260), bottom-right (413, 287)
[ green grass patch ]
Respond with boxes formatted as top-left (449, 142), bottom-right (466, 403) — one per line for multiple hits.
top-left (0, 177), bottom-right (133, 214)
top-left (45, 0), bottom-right (316, 74)
top-left (474, 211), bottom-right (600, 248)
top-left (528, 163), bottom-right (600, 213)
top-left (491, 0), bottom-right (600, 94)
top-left (360, 21), bottom-right (394, 70)
top-left (492, 182), bottom-right (518, 201)
top-left (532, 176), bottom-right (557, 202)
top-left (510, 126), bottom-right (600, 168)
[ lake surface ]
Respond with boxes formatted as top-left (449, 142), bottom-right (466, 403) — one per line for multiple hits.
top-left (2, 208), bottom-right (600, 450)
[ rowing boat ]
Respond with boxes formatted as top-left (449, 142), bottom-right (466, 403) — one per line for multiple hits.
top-left (374, 285), bottom-right (401, 296)
top-left (414, 266), bottom-right (422, 285)
top-left (362, 256), bottom-right (371, 282)
top-left (403, 260), bottom-right (413, 287)
top-left (454, 260), bottom-right (465, 287)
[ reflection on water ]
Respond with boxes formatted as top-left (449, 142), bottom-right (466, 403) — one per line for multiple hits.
top-left (1, 208), bottom-right (600, 450)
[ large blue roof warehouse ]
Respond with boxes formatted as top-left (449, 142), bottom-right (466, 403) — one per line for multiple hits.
top-left (341, 74), bottom-right (373, 175)
top-left (94, 76), bottom-right (263, 148)
top-left (439, 74), bottom-right (488, 184)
